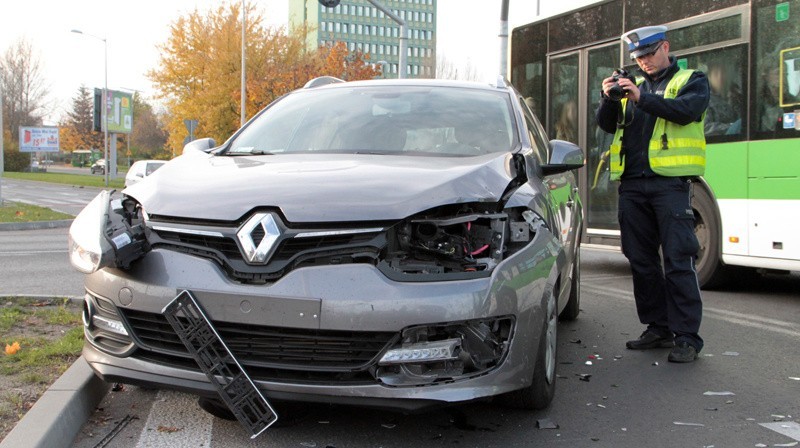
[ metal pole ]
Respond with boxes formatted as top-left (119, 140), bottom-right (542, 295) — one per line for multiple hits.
top-left (499, 0), bottom-right (509, 79)
top-left (241, 0), bottom-right (247, 127)
top-left (103, 38), bottom-right (109, 187)
top-left (0, 80), bottom-right (4, 206)
top-left (71, 29), bottom-right (109, 187)
top-left (365, 0), bottom-right (407, 79)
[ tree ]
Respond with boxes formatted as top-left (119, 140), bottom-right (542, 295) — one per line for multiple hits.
top-left (150, 1), bottom-right (380, 154)
top-left (436, 54), bottom-right (482, 81)
top-left (59, 85), bottom-right (102, 152)
top-left (1, 38), bottom-right (51, 144)
top-left (129, 94), bottom-right (169, 159)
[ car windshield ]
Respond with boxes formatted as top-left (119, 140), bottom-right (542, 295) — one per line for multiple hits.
top-left (227, 85), bottom-right (517, 156)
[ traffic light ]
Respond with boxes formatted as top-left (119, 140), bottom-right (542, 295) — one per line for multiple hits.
top-left (318, 0), bottom-right (340, 7)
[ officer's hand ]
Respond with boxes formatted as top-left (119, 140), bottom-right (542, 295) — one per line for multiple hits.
top-left (601, 76), bottom-right (617, 97)
top-left (616, 77), bottom-right (641, 102)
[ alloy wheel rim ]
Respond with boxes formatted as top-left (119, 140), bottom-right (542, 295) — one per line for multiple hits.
top-left (545, 290), bottom-right (557, 384)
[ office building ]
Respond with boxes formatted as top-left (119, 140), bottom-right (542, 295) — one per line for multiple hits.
top-left (289, 0), bottom-right (437, 78)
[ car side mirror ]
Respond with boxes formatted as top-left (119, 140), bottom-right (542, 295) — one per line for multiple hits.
top-left (541, 139), bottom-right (585, 176)
top-left (183, 137), bottom-right (217, 155)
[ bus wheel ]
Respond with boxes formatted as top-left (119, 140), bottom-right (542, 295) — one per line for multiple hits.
top-left (692, 184), bottom-right (727, 289)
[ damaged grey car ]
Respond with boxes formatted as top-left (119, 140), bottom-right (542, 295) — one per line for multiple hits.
top-left (69, 77), bottom-right (584, 430)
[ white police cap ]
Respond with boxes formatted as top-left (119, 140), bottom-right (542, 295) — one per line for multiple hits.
top-left (622, 25), bottom-right (667, 58)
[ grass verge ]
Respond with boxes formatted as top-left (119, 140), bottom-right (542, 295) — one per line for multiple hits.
top-left (0, 201), bottom-right (74, 223)
top-left (0, 297), bottom-right (83, 440)
top-left (3, 171), bottom-right (125, 189)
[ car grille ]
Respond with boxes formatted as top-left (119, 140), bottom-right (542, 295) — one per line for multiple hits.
top-left (148, 217), bottom-right (388, 284)
top-left (120, 309), bottom-right (398, 383)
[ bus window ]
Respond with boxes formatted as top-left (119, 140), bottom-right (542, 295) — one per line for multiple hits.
top-left (753, 0), bottom-right (800, 138)
top-left (548, 54), bottom-right (580, 144)
top-left (673, 46), bottom-right (748, 141)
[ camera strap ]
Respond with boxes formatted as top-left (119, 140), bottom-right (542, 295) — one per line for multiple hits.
top-left (616, 101), bottom-right (634, 129)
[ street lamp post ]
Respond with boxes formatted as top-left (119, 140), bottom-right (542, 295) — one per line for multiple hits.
top-left (241, 0), bottom-right (247, 127)
top-left (71, 29), bottom-right (109, 187)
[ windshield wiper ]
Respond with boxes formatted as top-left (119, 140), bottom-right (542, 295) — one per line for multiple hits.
top-left (227, 148), bottom-right (276, 156)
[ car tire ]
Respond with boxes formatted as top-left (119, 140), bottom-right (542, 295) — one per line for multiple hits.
top-left (559, 248), bottom-right (580, 321)
top-left (501, 288), bottom-right (557, 410)
top-left (198, 397), bottom-right (236, 421)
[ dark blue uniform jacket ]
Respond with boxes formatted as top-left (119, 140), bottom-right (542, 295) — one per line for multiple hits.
top-left (596, 57), bottom-right (710, 179)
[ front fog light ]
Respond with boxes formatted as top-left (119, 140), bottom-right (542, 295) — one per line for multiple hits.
top-left (378, 338), bottom-right (461, 365)
top-left (68, 191), bottom-right (114, 273)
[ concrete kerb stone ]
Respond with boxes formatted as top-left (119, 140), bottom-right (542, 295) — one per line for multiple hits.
top-left (0, 219), bottom-right (74, 231)
top-left (0, 296), bottom-right (110, 448)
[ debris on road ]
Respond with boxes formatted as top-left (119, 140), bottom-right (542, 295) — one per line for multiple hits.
top-left (577, 374), bottom-right (592, 382)
top-left (721, 351), bottom-right (740, 356)
top-left (673, 421), bottom-right (705, 427)
top-left (537, 418), bottom-right (559, 429)
top-left (703, 391), bottom-right (736, 396)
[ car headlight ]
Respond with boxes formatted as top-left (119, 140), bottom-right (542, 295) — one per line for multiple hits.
top-left (69, 190), bottom-right (115, 273)
top-left (68, 191), bottom-right (149, 274)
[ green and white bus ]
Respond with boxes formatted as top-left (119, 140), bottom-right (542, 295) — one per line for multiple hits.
top-left (510, 0), bottom-right (800, 288)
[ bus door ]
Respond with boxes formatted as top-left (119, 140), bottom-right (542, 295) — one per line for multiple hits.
top-left (548, 43), bottom-right (622, 243)
top-left (584, 43), bottom-right (622, 236)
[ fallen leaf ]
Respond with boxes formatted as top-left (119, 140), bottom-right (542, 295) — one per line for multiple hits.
top-left (157, 425), bottom-right (181, 433)
top-left (5, 341), bottom-right (21, 355)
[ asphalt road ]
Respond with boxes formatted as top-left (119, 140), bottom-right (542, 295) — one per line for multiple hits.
top-left (69, 248), bottom-right (800, 448)
top-left (0, 227), bottom-right (84, 297)
top-left (1, 177), bottom-right (105, 216)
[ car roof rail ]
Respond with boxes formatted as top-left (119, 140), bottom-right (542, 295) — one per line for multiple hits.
top-left (304, 76), bottom-right (346, 89)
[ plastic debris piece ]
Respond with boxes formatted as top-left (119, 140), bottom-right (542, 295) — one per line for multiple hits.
top-left (557, 374), bottom-right (568, 379)
top-left (773, 415), bottom-right (787, 421)
top-left (789, 377), bottom-right (800, 381)
top-left (704, 407), bottom-right (719, 411)
top-left (652, 361), bottom-right (659, 366)
top-left (570, 339), bottom-right (582, 344)
top-left (614, 355), bottom-right (623, 360)
top-left (755, 444), bottom-right (767, 447)
top-left (726, 400), bottom-right (735, 404)
top-left (591, 437), bottom-right (600, 442)
top-left (772, 415), bottom-right (786, 419)
top-left (597, 404), bottom-right (607, 409)
top-left (703, 391), bottom-right (736, 396)
top-left (588, 354), bottom-right (596, 359)
top-left (673, 421), bottom-right (705, 427)
top-left (773, 443), bottom-right (798, 447)
top-left (704, 354), bottom-right (714, 357)
top-left (611, 384), bottom-right (619, 388)
top-left (318, 421), bottom-right (330, 424)
top-left (621, 428), bottom-right (627, 432)
top-left (537, 418), bottom-right (559, 429)
top-left (577, 374), bottom-right (592, 382)
top-left (586, 361), bottom-right (593, 366)
top-left (722, 351), bottom-right (740, 356)
top-left (381, 423), bottom-right (396, 429)
top-left (111, 383), bottom-right (124, 392)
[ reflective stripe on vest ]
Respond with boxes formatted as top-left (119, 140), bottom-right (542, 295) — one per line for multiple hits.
top-left (609, 69), bottom-right (706, 180)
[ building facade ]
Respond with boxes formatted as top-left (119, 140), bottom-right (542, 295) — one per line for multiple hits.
top-left (289, 0), bottom-right (437, 78)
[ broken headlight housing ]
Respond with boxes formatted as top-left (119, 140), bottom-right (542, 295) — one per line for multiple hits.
top-left (69, 191), bottom-right (149, 273)
top-left (379, 204), bottom-right (543, 279)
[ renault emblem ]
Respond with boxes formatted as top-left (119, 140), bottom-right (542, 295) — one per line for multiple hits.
top-left (237, 212), bottom-right (281, 264)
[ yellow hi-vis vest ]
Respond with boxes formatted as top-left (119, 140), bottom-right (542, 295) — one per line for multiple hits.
top-left (609, 69), bottom-right (706, 180)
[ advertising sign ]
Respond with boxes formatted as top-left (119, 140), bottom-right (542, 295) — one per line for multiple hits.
top-left (106, 90), bottom-right (134, 134)
top-left (19, 127), bottom-right (60, 153)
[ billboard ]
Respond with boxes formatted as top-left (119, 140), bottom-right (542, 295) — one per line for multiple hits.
top-left (19, 127), bottom-right (60, 153)
top-left (105, 90), bottom-right (134, 134)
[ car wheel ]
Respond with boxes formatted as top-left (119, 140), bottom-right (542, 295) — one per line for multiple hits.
top-left (559, 248), bottom-right (580, 321)
top-left (501, 288), bottom-right (557, 410)
top-left (197, 396), bottom-right (236, 421)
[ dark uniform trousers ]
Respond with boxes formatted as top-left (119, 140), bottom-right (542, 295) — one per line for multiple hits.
top-left (618, 176), bottom-right (704, 351)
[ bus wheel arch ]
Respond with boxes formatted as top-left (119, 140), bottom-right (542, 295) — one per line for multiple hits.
top-left (692, 179), bottom-right (729, 289)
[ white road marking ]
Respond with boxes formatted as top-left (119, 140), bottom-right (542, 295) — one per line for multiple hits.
top-left (583, 284), bottom-right (800, 339)
top-left (136, 389), bottom-right (213, 448)
top-left (759, 422), bottom-right (800, 442)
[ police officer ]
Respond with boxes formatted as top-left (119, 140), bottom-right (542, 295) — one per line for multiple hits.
top-left (596, 25), bottom-right (709, 363)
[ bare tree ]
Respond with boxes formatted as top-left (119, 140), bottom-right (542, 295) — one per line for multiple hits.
top-left (435, 54), bottom-right (482, 81)
top-left (1, 38), bottom-right (51, 143)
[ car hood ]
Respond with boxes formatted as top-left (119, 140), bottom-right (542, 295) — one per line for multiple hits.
top-left (124, 152), bottom-right (517, 222)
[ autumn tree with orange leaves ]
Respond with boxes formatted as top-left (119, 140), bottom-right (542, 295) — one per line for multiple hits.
top-left (150, 2), bottom-right (379, 155)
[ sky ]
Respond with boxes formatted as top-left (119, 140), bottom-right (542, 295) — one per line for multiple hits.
top-left (0, 0), bottom-right (598, 125)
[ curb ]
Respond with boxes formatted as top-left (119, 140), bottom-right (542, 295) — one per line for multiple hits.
top-left (0, 219), bottom-right (74, 231)
top-left (0, 357), bottom-right (110, 448)
top-left (0, 297), bottom-right (110, 448)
